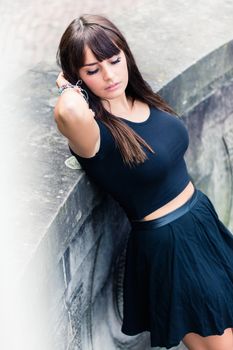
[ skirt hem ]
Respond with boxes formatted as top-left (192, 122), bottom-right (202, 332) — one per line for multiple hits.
top-left (121, 324), bottom-right (233, 349)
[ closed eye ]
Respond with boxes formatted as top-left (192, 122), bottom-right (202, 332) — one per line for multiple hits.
top-left (87, 57), bottom-right (121, 75)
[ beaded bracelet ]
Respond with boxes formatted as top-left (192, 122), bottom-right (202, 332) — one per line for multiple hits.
top-left (58, 83), bottom-right (75, 95)
top-left (58, 83), bottom-right (89, 105)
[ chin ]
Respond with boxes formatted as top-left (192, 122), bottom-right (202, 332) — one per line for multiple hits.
top-left (107, 85), bottom-right (126, 96)
top-left (106, 92), bottom-right (125, 100)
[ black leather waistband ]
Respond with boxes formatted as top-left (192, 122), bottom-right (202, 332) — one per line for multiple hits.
top-left (130, 187), bottom-right (200, 230)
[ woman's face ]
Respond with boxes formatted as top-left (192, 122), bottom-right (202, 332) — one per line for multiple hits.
top-left (78, 45), bottom-right (129, 101)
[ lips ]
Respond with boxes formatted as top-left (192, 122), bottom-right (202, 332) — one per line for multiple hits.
top-left (106, 82), bottom-right (119, 90)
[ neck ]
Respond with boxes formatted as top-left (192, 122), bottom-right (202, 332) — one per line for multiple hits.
top-left (101, 94), bottom-right (135, 116)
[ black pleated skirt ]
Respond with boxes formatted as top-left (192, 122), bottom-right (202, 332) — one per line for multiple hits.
top-left (121, 188), bottom-right (233, 349)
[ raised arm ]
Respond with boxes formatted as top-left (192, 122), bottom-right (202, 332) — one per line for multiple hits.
top-left (54, 74), bottom-right (100, 158)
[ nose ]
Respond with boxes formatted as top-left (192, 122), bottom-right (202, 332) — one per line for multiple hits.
top-left (102, 63), bottom-right (115, 81)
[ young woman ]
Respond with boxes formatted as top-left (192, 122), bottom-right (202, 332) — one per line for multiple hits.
top-left (54, 14), bottom-right (233, 350)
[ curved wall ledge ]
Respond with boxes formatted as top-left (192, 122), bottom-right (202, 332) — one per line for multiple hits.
top-left (5, 37), bottom-right (233, 350)
top-left (158, 39), bottom-right (233, 231)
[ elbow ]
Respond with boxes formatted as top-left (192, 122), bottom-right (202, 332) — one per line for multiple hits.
top-left (53, 104), bottom-right (60, 123)
top-left (53, 92), bottom-right (89, 124)
top-left (53, 101), bottom-right (79, 123)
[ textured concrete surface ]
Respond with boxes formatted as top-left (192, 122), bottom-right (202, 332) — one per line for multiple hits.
top-left (0, 0), bottom-right (233, 89)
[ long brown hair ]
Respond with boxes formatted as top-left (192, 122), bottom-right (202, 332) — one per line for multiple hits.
top-left (56, 14), bottom-right (180, 168)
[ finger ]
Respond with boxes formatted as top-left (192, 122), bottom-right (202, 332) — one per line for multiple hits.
top-left (90, 109), bottom-right (95, 116)
top-left (74, 86), bottom-right (82, 93)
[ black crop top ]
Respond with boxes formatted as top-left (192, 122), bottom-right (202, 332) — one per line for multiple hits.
top-left (68, 106), bottom-right (191, 221)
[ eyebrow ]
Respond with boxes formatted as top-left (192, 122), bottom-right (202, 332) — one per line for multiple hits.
top-left (82, 53), bottom-right (120, 68)
top-left (83, 62), bottom-right (98, 67)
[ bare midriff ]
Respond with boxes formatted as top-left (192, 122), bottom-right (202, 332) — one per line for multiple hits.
top-left (138, 180), bottom-right (195, 222)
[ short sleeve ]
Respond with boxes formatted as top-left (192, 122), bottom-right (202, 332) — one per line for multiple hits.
top-left (94, 119), bottom-right (116, 159)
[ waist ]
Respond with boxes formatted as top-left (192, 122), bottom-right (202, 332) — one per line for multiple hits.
top-left (130, 186), bottom-right (199, 230)
top-left (135, 180), bottom-right (195, 222)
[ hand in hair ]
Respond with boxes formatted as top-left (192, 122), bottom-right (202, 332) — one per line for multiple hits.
top-left (54, 71), bottom-right (93, 122)
top-left (56, 71), bottom-right (81, 93)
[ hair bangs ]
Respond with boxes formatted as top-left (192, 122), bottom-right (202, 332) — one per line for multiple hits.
top-left (83, 26), bottom-right (121, 64)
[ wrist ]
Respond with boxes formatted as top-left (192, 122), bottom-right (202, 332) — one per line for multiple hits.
top-left (59, 86), bottom-right (77, 95)
top-left (58, 83), bottom-right (75, 95)
top-left (57, 81), bottom-right (89, 106)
